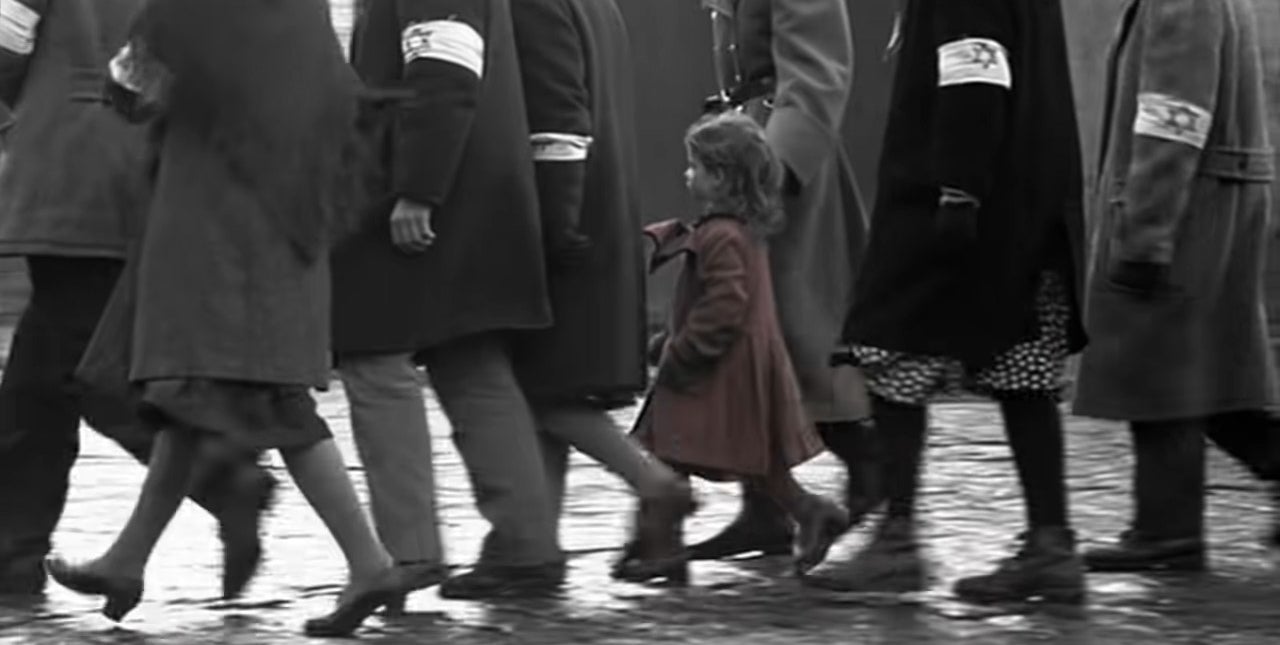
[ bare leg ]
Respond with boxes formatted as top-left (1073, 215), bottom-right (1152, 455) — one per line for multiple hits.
top-left (94, 427), bottom-right (201, 576)
top-left (279, 439), bottom-right (393, 582)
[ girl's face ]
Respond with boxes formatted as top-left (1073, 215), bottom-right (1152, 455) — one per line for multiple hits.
top-left (685, 152), bottom-right (718, 204)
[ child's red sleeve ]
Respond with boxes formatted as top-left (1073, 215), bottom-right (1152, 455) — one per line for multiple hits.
top-left (659, 228), bottom-right (751, 390)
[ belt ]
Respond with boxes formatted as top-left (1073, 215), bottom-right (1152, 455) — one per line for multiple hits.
top-left (1198, 145), bottom-right (1275, 182)
top-left (703, 76), bottom-right (776, 114)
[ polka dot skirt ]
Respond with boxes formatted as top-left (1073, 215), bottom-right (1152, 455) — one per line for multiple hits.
top-left (851, 272), bottom-right (1072, 406)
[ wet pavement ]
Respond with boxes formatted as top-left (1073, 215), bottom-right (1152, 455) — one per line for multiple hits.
top-left (0, 347), bottom-right (1277, 643)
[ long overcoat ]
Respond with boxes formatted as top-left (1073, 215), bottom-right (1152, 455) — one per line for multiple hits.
top-left (842, 0), bottom-right (1087, 368)
top-left (1073, 0), bottom-right (1277, 421)
top-left (331, 0), bottom-right (552, 357)
top-left (706, 0), bottom-right (870, 422)
top-left (1253, 0), bottom-right (1280, 364)
top-left (82, 0), bottom-right (360, 390)
top-left (634, 217), bottom-right (823, 479)
top-left (508, 0), bottom-right (647, 404)
top-left (0, 0), bottom-right (148, 259)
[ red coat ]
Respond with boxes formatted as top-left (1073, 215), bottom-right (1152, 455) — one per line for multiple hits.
top-left (633, 216), bottom-right (822, 479)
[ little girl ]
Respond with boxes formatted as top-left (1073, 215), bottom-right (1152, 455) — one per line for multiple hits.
top-left (617, 112), bottom-right (848, 583)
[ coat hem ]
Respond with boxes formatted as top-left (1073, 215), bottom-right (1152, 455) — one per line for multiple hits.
top-left (0, 241), bottom-right (126, 260)
top-left (1071, 396), bottom-right (1279, 423)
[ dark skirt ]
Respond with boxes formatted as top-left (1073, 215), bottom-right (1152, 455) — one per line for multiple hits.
top-left (138, 379), bottom-right (331, 451)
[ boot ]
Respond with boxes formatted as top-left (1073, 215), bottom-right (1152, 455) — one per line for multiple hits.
top-left (687, 483), bottom-right (793, 560)
top-left (953, 527), bottom-right (1085, 604)
top-left (802, 516), bottom-right (927, 592)
top-left (1206, 411), bottom-right (1280, 549)
top-left (817, 420), bottom-right (884, 528)
top-left (188, 456), bottom-right (277, 599)
top-left (1086, 421), bottom-right (1207, 573)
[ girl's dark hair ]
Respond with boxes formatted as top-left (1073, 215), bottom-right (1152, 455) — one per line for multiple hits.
top-left (685, 111), bottom-right (784, 237)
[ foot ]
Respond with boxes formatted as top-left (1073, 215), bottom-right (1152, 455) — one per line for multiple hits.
top-left (687, 499), bottom-right (793, 561)
top-left (381, 561), bottom-right (449, 617)
top-left (0, 560), bottom-right (47, 597)
top-left (1083, 530), bottom-right (1206, 572)
top-left (217, 468), bottom-right (277, 600)
top-left (794, 496), bottom-right (849, 574)
top-left (615, 553), bottom-right (689, 586)
top-left (438, 561), bottom-right (566, 600)
top-left (303, 565), bottom-right (407, 637)
top-left (43, 557), bottom-right (143, 622)
top-left (953, 527), bottom-right (1086, 604)
top-left (803, 517), bottom-right (927, 593)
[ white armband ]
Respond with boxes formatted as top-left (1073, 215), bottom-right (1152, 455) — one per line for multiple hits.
top-left (1133, 92), bottom-right (1212, 149)
top-left (938, 37), bottom-right (1012, 90)
top-left (402, 19), bottom-right (484, 79)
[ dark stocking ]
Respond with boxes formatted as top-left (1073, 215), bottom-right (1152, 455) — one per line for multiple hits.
top-left (997, 391), bottom-right (1069, 529)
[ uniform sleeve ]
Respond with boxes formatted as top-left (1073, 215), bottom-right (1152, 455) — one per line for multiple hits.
top-left (766, 0), bottom-right (853, 189)
top-left (104, 40), bottom-right (171, 123)
top-left (0, 0), bottom-right (48, 108)
top-left (660, 228), bottom-right (751, 390)
top-left (392, 0), bottom-right (488, 208)
top-left (1113, 0), bottom-right (1224, 266)
top-left (930, 0), bottom-right (1015, 202)
top-left (511, 0), bottom-right (591, 239)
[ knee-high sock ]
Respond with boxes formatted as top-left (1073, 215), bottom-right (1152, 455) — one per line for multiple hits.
top-left (875, 396), bottom-right (928, 520)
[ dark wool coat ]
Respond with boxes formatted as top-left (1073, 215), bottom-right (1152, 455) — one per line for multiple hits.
top-left (1254, 0), bottom-right (1280, 364)
top-left (80, 0), bottom-right (360, 390)
top-left (706, 0), bottom-right (870, 422)
top-left (634, 217), bottom-right (823, 479)
top-left (331, 0), bottom-right (552, 356)
top-left (1074, 0), bottom-right (1277, 421)
top-left (842, 0), bottom-right (1087, 368)
top-left (0, 0), bottom-right (149, 259)
top-left (508, 0), bottom-right (648, 405)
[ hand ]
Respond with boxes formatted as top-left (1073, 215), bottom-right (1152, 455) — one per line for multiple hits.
top-left (934, 200), bottom-right (979, 253)
top-left (1108, 259), bottom-right (1170, 296)
top-left (390, 198), bottom-right (435, 253)
top-left (829, 345), bottom-right (858, 368)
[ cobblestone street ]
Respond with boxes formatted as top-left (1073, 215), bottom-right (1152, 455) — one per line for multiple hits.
top-left (1, 367), bottom-right (1277, 643)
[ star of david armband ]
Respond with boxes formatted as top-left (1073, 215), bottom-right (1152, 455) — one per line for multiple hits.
top-left (530, 133), bottom-right (592, 162)
top-left (401, 19), bottom-right (485, 79)
top-left (937, 37), bottom-right (1012, 90)
top-left (0, 0), bottom-right (41, 56)
top-left (1133, 92), bottom-right (1212, 149)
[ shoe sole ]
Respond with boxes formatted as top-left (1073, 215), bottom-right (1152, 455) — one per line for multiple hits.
top-left (1084, 553), bottom-right (1206, 573)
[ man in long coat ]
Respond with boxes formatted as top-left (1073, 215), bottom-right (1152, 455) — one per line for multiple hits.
top-left (685, 0), bottom-right (881, 562)
top-left (822, 0), bottom-right (1089, 602)
top-left (332, 0), bottom-right (564, 600)
top-left (0, 0), bottom-right (272, 598)
top-left (508, 0), bottom-right (690, 535)
top-left (1075, 0), bottom-right (1280, 570)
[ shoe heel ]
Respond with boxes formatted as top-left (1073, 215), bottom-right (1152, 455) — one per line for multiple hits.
top-left (102, 587), bottom-right (142, 622)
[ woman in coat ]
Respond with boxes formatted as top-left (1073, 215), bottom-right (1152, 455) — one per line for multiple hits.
top-left (0, 0), bottom-right (271, 599)
top-left (1075, 0), bottom-right (1280, 571)
top-left (820, 0), bottom-right (1089, 603)
top-left (508, 0), bottom-right (693, 546)
top-left (685, 0), bottom-right (881, 564)
top-left (43, 0), bottom-right (406, 636)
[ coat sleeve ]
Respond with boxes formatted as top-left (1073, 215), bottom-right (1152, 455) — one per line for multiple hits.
top-left (660, 227), bottom-right (751, 390)
top-left (511, 0), bottom-right (591, 240)
top-left (392, 0), bottom-right (489, 208)
top-left (766, 0), bottom-right (853, 189)
top-left (0, 0), bottom-right (48, 108)
top-left (1113, 0), bottom-right (1224, 266)
top-left (929, 0), bottom-right (1016, 202)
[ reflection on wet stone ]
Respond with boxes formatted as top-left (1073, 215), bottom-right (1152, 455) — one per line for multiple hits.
top-left (2, 390), bottom-right (1278, 644)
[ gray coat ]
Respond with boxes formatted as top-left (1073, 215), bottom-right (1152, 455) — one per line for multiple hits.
top-left (0, 0), bottom-right (148, 259)
top-left (1074, 0), bottom-right (1277, 421)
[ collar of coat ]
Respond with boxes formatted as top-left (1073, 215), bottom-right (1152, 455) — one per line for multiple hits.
top-left (643, 214), bottom-right (744, 273)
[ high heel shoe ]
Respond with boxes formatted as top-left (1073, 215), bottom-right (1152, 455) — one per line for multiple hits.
top-left (794, 496), bottom-right (850, 575)
top-left (303, 566), bottom-right (406, 637)
top-left (43, 557), bottom-right (143, 622)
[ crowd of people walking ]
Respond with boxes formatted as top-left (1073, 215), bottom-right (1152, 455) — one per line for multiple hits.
top-left (0, 0), bottom-right (1277, 638)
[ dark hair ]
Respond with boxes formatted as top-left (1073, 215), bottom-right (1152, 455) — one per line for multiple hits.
top-left (685, 111), bottom-right (784, 237)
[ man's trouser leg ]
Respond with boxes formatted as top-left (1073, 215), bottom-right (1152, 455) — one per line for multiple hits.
top-left (423, 334), bottom-right (560, 567)
top-left (338, 353), bottom-right (444, 565)
top-left (0, 257), bottom-right (120, 589)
